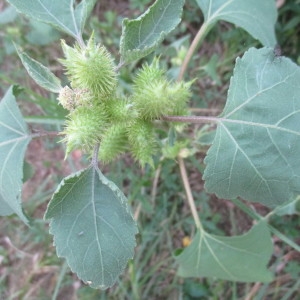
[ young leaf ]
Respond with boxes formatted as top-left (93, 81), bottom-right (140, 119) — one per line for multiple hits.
top-left (203, 47), bottom-right (300, 208)
top-left (6, 0), bottom-right (97, 41)
top-left (120, 0), bottom-right (184, 63)
top-left (15, 46), bottom-right (62, 93)
top-left (175, 221), bottom-right (273, 282)
top-left (0, 86), bottom-right (31, 224)
top-left (44, 167), bottom-right (138, 289)
top-left (196, 0), bottom-right (277, 47)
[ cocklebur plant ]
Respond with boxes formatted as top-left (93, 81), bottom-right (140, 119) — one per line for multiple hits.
top-left (58, 35), bottom-right (191, 165)
top-left (132, 58), bottom-right (192, 120)
top-left (1, 0), bottom-right (300, 292)
top-left (60, 36), bottom-right (117, 99)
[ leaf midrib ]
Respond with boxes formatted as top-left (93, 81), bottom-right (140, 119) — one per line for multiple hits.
top-left (218, 118), bottom-right (300, 136)
top-left (91, 167), bottom-right (105, 283)
top-left (137, 0), bottom-right (172, 48)
top-left (37, 0), bottom-right (80, 37)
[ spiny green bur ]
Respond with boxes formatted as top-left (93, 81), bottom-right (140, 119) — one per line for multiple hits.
top-left (58, 36), bottom-right (191, 166)
top-left (127, 120), bottom-right (157, 167)
top-left (61, 106), bottom-right (107, 154)
top-left (60, 36), bottom-right (117, 100)
top-left (105, 98), bottom-right (138, 122)
top-left (98, 124), bottom-right (129, 163)
top-left (132, 59), bottom-right (192, 120)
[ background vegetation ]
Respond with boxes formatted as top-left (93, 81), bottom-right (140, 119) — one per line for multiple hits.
top-left (0, 0), bottom-right (299, 299)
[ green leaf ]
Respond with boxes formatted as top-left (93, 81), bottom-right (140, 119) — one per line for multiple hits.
top-left (0, 87), bottom-right (31, 224)
top-left (15, 46), bottom-right (62, 93)
top-left (44, 167), bottom-right (138, 289)
top-left (203, 47), bottom-right (300, 208)
top-left (196, 0), bottom-right (277, 47)
top-left (23, 160), bottom-right (35, 183)
top-left (0, 5), bottom-right (17, 24)
top-left (26, 20), bottom-right (61, 46)
top-left (6, 0), bottom-right (97, 41)
top-left (175, 221), bottom-right (273, 282)
top-left (120, 0), bottom-right (184, 63)
top-left (274, 198), bottom-right (300, 216)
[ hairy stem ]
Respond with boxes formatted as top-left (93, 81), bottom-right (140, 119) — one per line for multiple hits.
top-left (162, 115), bottom-right (219, 124)
top-left (31, 131), bottom-right (59, 138)
top-left (91, 143), bottom-right (100, 168)
top-left (178, 157), bottom-right (202, 229)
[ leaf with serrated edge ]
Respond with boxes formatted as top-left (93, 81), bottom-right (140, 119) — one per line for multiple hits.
top-left (45, 167), bottom-right (138, 289)
top-left (175, 221), bottom-right (273, 282)
top-left (203, 47), bottom-right (300, 208)
top-left (15, 46), bottom-right (62, 93)
top-left (0, 86), bottom-right (31, 224)
top-left (6, 0), bottom-right (96, 40)
top-left (120, 0), bottom-right (184, 63)
top-left (196, 0), bottom-right (277, 47)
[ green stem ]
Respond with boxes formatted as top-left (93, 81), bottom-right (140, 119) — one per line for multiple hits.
top-left (162, 115), bottom-right (219, 124)
top-left (178, 157), bottom-right (202, 230)
top-left (175, 22), bottom-right (213, 231)
top-left (178, 21), bottom-right (211, 81)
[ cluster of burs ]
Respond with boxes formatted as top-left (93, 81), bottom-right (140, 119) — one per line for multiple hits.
top-left (58, 35), bottom-right (191, 167)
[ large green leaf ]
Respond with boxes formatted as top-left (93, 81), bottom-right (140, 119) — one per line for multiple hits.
top-left (44, 167), bottom-right (138, 289)
top-left (120, 0), bottom-right (184, 63)
top-left (203, 47), bottom-right (300, 208)
top-left (175, 221), bottom-right (273, 282)
top-left (26, 20), bottom-right (61, 46)
top-left (15, 46), bottom-right (62, 93)
top-left (6, 0), bottom-right (97, 41)
top-left (0, 86), bottom-right (31, 224)
top-left (196, 0), bottom-right (277, 47)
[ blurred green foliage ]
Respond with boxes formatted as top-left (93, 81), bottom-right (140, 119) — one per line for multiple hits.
top-left (0, 0), bottom-right (299, 299)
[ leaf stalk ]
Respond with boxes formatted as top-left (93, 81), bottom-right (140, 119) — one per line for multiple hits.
top-left (178, 157), bottom-right (202, 230)
top-left (175, 21), bottom-right (214, 230)
top-left (162, 115), bottom-right (219, 124)
top-left (178, 21), bottom-right (211, 81)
